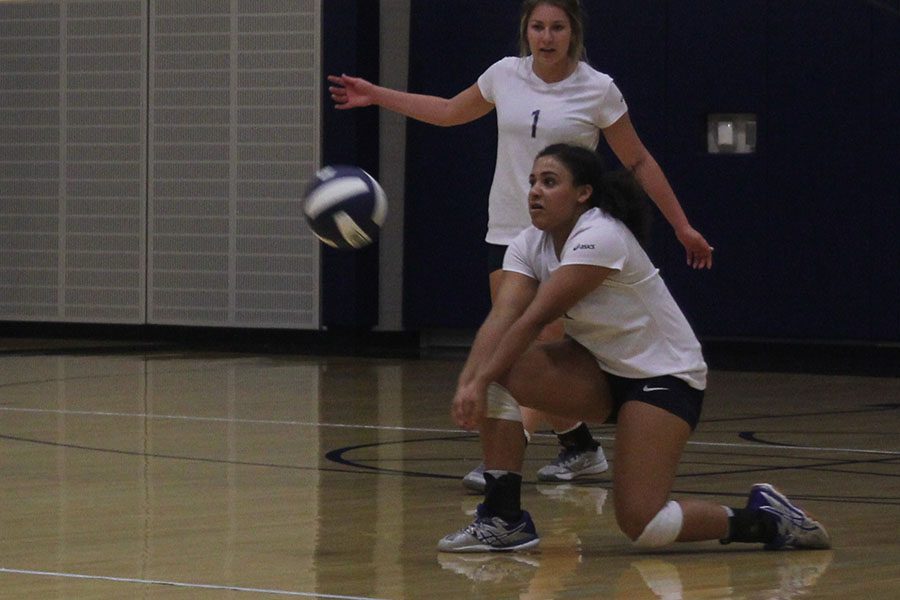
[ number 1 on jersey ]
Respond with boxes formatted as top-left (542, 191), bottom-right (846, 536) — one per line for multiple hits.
top-left (531, 109), bottom-right (540, 138)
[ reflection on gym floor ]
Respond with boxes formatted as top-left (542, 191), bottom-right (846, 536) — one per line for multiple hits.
top-left (0, 352), bottom-right (896, 598)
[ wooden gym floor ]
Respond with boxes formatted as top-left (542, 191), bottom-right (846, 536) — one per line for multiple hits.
top-left (0, 344), bottom-right (898, 599)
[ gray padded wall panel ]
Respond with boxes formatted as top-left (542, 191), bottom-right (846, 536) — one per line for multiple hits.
top-left (0, 0), bottom-right (146, 323)
top-left (0, 0), bottom-right (320, 328)
top-left (148, 0), bottom-right (320, 328)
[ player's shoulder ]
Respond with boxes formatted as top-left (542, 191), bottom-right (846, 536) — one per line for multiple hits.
top-left (569, 209), bottom-right (630, 250)
top-left (485, 56), bottom-right (531, 76)
top-left (484, 55), bottom-right (518, 68)
top-left (511, 224), bottom-right (545, 248)
top-left (505, 225), bottom-right (549, 272)
top-left (576, 61), bottom-right (615, 86)
top-left (574, 207), bottom-right (619, 232)
top-left (561, 209), bottom-right (632, 267)
top-left (480, 57), bottom-right (526, 97)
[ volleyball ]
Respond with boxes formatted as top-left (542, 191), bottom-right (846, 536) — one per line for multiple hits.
top-left (303, 165), bottom-right (388, 250)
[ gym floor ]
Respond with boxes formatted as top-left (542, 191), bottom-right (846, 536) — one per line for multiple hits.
top-left (1, 343), bottom-right (898, 598)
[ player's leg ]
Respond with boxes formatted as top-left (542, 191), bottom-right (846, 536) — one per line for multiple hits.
top-left (613, 394), bottom-right (830, 550)
top-left (483, 338), bottom-right (614, 529)
top-left (612, 399), bottom-right (729, 543)
top-left (460, 264), bottom-right (513, 493)
top-left (527, 319), bottom-right (609, 481)
top-left (440, 339), bottom-right (613, 552)
top-left (498, 337), bottom-right (613, 422)
top-left (462, 262), bottom-right (606, 491)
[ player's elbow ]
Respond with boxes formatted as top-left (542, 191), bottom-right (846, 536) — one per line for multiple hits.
top-left (439, 109), bottom-right (470, 127)
top-left (439, 98), bottom-right (487, 127)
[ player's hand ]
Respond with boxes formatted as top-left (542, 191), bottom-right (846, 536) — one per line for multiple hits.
top-left (452, 382), bottom-right (486, 430)
top-left (676, 226), bottom-right (714, 269)
top-left (327, 74), bottom-right (375, 109)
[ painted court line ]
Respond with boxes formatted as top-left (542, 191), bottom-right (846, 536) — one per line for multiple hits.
top-left (0, 567), bottom-right (388, 599)
top-left (1, 405), bottom-right (898, 456)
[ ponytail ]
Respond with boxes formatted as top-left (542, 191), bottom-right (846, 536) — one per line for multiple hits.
top-left (593, 169), bottom-right (651, 246)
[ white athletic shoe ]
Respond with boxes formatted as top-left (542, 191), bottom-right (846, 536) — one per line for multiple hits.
top-left (462, 463), bottom-right (486, 493)
top-left (536, 446), bottom-right (609, 482)
top-left (462, 445), bottom-right (609, 491)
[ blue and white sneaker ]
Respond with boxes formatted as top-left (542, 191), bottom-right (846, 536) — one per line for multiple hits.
top-left (438, 504), bottom-right (540, 553)
top-left (747, 483), bottom-right (831, 550)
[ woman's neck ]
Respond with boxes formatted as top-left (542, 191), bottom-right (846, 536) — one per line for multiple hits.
top-left (550, 208), bottom-right (589, 258)
top-left (532, 56), bottom-right (577, 84)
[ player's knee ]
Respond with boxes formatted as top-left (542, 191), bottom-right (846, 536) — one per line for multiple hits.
top-left (614, 497), bottom-right (653, 539)
top-left (486, 382), bottom-right (522, 422)
top-left (622, 500), bottom-right (683, 548)
top-left (615, 510), bottom-right (647, 542)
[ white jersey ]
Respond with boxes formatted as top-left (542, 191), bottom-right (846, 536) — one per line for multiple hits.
top-left (477, 56), bottom-right (628, 244)
top-left (504, 208), bottom-right (707, 389)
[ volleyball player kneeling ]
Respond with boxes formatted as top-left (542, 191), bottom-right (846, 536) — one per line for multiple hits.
top-left (438, 144), bottom-right (830, 553)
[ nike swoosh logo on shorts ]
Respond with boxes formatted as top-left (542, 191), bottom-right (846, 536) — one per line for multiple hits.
top-left (642, 385), bottom-right (669, 392)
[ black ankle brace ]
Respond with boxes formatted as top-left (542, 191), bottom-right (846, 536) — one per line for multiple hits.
top-left (721, 507), bottom-right (778, 544)
top-left (556, 422), bottom-right (598, 451)
top-left (483, 472), bottom-right (523, 523)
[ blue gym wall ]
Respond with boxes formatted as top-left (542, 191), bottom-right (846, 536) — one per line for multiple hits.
top-left (321, 0), bottom-right (382, 329)
top-left (397, 0), bottom-right (899, 342)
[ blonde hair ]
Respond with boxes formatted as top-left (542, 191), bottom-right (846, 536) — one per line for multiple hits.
top-left (518, 0), bottom-right (586, 62)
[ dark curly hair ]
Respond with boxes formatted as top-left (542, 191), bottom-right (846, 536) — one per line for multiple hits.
top-left (536, 143), bottom-right (651, 245)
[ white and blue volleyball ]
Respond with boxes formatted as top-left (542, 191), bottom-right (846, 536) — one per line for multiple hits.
top-left (303, 165), bottom-right (388, 250)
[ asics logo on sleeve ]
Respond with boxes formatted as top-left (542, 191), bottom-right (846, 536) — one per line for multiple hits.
top-left (573, 243), bottom-right (595, 251)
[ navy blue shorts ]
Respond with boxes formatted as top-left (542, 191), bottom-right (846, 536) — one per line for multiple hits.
top-left (487, 243), bottom-right (507, 274)
top-left (603, 373), bottom-right (704, 430)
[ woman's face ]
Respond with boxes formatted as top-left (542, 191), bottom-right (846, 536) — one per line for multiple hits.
top-left (528, 155), bottom-right (591, 231)
top-left (526, 3), bottom-right (573, 68)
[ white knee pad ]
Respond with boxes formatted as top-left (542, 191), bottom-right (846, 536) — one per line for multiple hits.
top-left (486, 383), bottom-right (522, 422)
top-left (634, 500), bottom-right (683, 548)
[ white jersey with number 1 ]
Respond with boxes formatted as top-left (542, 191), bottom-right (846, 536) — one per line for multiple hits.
top-left (477, 56), bottom-right (628, 245)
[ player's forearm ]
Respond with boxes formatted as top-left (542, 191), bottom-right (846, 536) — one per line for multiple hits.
top-left (468, 316), bottom-right (544, 391)
top-left (458, 315), bottom-right (511, 386)
top-left (371, 86), bottom-right (458, 126)
top-left (484, 327), bottom-right (539, 389)
top-left (632, 155), bottom-right (692, 233)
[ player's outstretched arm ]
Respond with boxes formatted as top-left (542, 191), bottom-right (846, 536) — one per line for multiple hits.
top-left (328, 75), bottom-right (493, 127)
